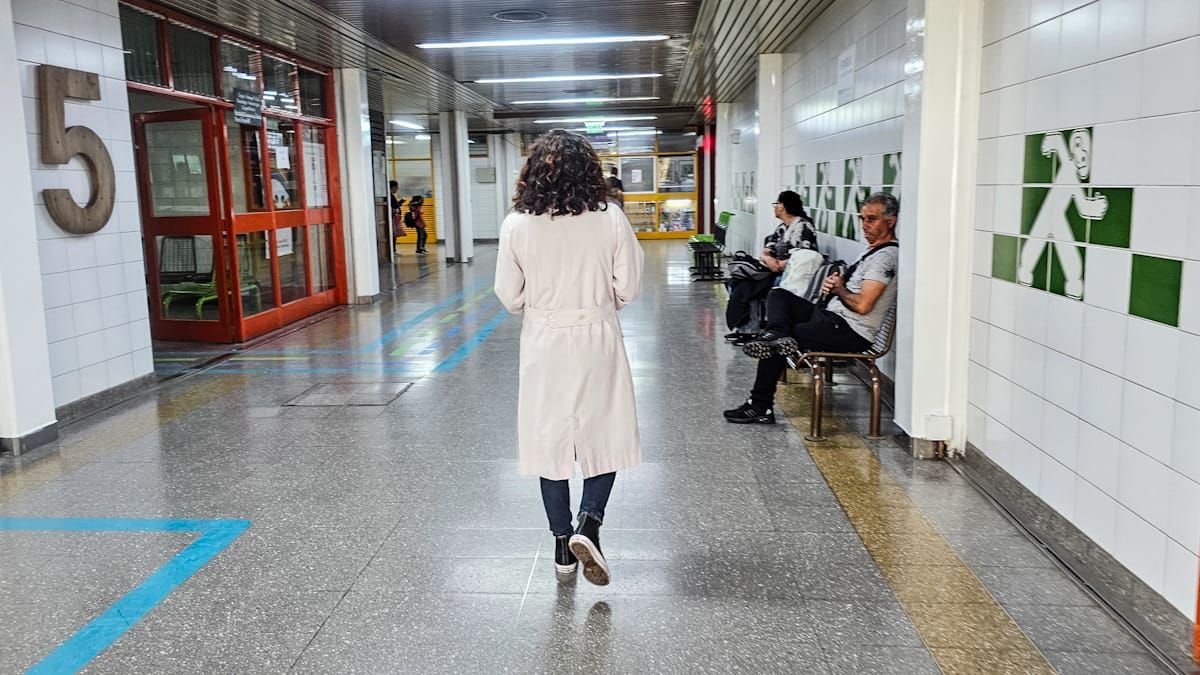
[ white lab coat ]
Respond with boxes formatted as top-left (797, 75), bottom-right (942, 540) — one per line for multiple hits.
top-left (494, 205), bottom-right (644, 480)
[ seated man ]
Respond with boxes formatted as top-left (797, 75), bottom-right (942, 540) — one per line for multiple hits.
top-left (724, 191), bottom-right (817, 344)
top-left (724, 192), bottom-right (899, 424)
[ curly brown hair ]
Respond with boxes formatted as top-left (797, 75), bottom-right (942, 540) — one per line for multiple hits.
top-left (512, 130), bottom-right (611, 216)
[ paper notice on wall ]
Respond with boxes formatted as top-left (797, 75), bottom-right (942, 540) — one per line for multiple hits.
top-left (276, 228), bottom-right (293, 257)
top-left (275, 145), bottom-right (291, 169)
top-left (631, 169), bottom-right (642, 183)
top-left (836, 46), bottom-right (856, 106)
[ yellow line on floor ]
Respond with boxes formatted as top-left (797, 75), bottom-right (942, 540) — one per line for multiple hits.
top-left (0, 376), bottom-right (251, 499)
top-left (775, 380), bottom-right (1056, 675)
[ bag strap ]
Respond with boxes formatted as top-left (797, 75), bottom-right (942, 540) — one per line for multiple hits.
top-left (843, 241), bottom-right (898, 280)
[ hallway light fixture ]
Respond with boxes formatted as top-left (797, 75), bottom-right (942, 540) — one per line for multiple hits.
top-left (534, 115), bottom-right (656, 124)
top-left (472, 73), bottom-right (662, 84)
top-left (511, 96), bottom-right (660, 105)
top-left (418, 35), bottom-right (669, 49)
top-left (572, 126), bottom-right (656, 133)
top-left (414, 134), bottom-right (432, 141)
top-left (391, 120), bottom-right (426, 130)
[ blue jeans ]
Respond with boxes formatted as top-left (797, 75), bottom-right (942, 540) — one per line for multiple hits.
top-left (539, 472), bottom-right (616, 536)
top-left (416, 226), bottom-right (428, 251)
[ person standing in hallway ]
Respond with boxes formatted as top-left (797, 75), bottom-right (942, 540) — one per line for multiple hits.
top-left (725, 192), bottom-right (899, 424)
top-left (606, 165), bottom-right (625, 208)
top-left (405, 195), bottom-right (428, 254)
top-left (495, 130), bottom-right (645, 586)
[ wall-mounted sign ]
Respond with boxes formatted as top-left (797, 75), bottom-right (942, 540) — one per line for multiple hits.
top-left (233, 88), bottom-right (263, 127)
top-left (37, 65), bottom-right (115, 235)
top-left (836, 46), bottom-right (857, 106)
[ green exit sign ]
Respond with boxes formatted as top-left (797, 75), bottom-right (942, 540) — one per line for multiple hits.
top-left (584, 121), bottom-right (604, 134)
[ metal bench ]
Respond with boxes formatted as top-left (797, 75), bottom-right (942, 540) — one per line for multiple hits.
top-left (688, 211), bottom-right (733, 282)
top-left (784, 305), bottom-right (896, 441)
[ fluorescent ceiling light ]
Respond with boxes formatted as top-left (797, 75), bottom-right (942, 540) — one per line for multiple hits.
top-left (414, 134), bottom-right (432, 140)
top-left (391, 120), bottom-right (425, 130)
top-left (418, 35), bottom-right (669, 50)
top-left (511, 96), bottom-right (659, 105)
top-left (534, 115), bottom-right (656, 124)
top-left (473, 73), bottom-right (662, 84)
top-left (572, 126), bottom-right (656, 133)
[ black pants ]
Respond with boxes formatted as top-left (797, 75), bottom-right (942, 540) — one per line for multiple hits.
top-left (416, 226), bottom-right (428, 252)
top-left (749, 290), bottom-right (871, 409)
top-left (726, 274), bottom-right (778, 330)
top-left (539, 472), bottom-right (616, 536)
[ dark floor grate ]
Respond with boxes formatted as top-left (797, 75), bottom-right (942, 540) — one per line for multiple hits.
top-left (283, 382), bottom-right (412, 407)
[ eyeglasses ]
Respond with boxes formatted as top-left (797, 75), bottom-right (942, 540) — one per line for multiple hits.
top-left (771, 201), bottom-right (781, 206)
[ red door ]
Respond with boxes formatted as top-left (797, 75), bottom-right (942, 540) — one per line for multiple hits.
top-left (134, 108), bottom-right (233, 342)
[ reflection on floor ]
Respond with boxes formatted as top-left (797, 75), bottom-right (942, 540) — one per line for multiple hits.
top-left (1, 242), bottom-right (1171, 673)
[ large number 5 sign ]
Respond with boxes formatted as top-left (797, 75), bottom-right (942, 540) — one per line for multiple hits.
top-left (37, 65), bottom-right (116, 235)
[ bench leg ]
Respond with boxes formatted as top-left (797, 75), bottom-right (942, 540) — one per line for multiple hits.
top-left (806, 359), bottom-right (826, 442)
top-left (867, 362), bottom-right (884, 439)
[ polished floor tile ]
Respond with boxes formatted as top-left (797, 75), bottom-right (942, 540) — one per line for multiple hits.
top-left (0, 243), bottom-right (1171, 673)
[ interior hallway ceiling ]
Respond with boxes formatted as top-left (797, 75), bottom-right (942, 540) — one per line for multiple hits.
top-left (151, 0), bottom-right (836, 132)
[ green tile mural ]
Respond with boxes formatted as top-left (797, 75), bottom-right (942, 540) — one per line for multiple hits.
top-left (796, 153), bottom-right (901, 245)
top-left (992, 126), bottom-right (1184, 328)
top-left (1130, 255), bottom-right (1183, 327)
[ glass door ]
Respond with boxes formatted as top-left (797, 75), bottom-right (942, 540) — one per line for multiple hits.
top-left (134, 108), bottom-right (232, 342)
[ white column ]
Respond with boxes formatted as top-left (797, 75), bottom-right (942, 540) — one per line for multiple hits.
top-left (0, 0), bottom-right (57, 453)
top-left (438, 111), bottom-right (474, 262)
top-left (895, 0), bottom-right (984, 456)
top-left (334, 68), bottom-right (381, 303)
top-left (715, 104), bottom-right (733, 221)
top-left (754, 54), bottom-right (784, 245)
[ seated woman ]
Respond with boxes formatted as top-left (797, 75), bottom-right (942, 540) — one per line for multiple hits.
top-left (724, 191), bottom-right (817, 344)
top-left (724, 192), bottom-right (899, 424)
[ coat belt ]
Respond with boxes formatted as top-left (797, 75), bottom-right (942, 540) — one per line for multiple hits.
top-left (524, 306), bottom-right (616, 327)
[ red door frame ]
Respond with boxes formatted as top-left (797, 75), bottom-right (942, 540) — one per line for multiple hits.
top-left (134, 107), bottom-right (234, 342)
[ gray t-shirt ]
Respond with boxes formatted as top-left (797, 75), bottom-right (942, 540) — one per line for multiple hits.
top-left (827, 244), bottom-right (898, 344)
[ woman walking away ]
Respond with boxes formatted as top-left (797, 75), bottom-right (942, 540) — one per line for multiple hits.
top-left (494, 130), bottom-right (645, 586)
top-left (405, 195), bottom-right (428, 254)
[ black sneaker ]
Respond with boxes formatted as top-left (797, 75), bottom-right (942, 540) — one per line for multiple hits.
top-left (569, 514), bottom-right (610, 586)
top-left (724, 401), bottom-right (776, 424)
top-left (554, 535), bottom-right (577, 575)
top-left (730, 333), bottom-right (758, 346)
top-left (723, 331), bottom-right (742, 342)
top-left (742, 331), bottom-right (796, 359)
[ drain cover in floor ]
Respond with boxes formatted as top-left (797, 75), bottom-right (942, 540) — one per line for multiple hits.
top-left (284, 382), bottom-right (413, 407)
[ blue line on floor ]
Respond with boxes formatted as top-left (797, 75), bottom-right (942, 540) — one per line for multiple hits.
top-left (0, 518), bottom-right (251, 675)
top-left (431, 307), bottom-right (511, 373)
top-left (359, 284), bottom-right (482, 354)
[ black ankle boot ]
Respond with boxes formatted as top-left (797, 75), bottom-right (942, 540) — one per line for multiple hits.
top-left (568, 513), bottom-right (610, 586)
top-left (554, 535), bottom-right (577, 575)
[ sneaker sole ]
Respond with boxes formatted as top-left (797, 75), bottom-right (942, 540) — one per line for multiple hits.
top-left (776, 339), bottom-right (801, 358)
top-left (568, 535), bottom-right (611, 586)
top-left (726, 415), bottom-right (775, 424)
top-left (555, 562), bottom-right (578, 575)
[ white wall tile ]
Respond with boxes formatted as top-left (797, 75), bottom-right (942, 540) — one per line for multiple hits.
top-left (987, 370), bottom-right (1016, 428)
top-left (1012, 385), bottom-right (1047, 447)
top-left (1140, 39), bottom-right (1200, 118)
top-left (1166, 471), bottom-right (1200, 555)
top-left (1138, 114), bottom-right (1195, 186)
top-left (78, 361), bottom-right (108, 398)
top-left (1003, 0), bottom-right (1033, 38)
top-left (1028, 19), bottom-right (1062, 80)
top-left (1013, 286), bottom-right (1049, 343)
top-left (72, 301), bottom-right (103, 336)
top-left (1092, 120), bottom-right (1142, 184)
top-left (68, 267), bottom-right (100, 304)
top-left (1011, 436), bottom-right (1044, 492)
top-left (1179, 261), bottom-right (1200, 333)
top-left (1044, 294), bottom-right (1084, 357)
top-left (1120, 382), bottom-right (1176, 465)
top-left (1091, 53), bottom-right (1143, 124)
top-left (75, 331), bottom-right (104, 367)
top-left (1114, 505), bottom-right (1167, 591)
top-left (990, 278), bottom-right (1018, 331)
top-left (1122, 318), bottom-right (1180, 398)
top-left (1012, 336), bottom-right (1047, 396)
top-left (1079, 362), bottom-right (1124, 437)
top-left (101, 324), bottom-right (128, 360)
top-left (47, 337), bottom-right (77, 378)
top-left (1162, 540), bottom-right (1199, 620)
top-left (1039, 452), bottom-right (1077, 519)
top-left (129, 319), bottom-right (151, 352)
top-left (64, 235), bottom-right (97, 271)
top-left (52, 371), bottom-right (80, 405)
top-left (132, 347), bottom-right (154, 376)
top-left (1081, 306), bottom-right (1127, 374)
top-left (1043, 349), bottom-right (1082, 413)
top-left (97, 264), bottom-right (123, 298)
top-left (1030, 0), bottom-right (1063, 25)
top-left (988, 325), bottom-right (1016, 380)
top-left (1041, 401), bottom-right (1080, 468)
top-left (99, 295), bottom-right (128, 329)
top-left (1077, 421), bottom-right (1122, 495)
top-left (1143, 0), bottom-right (1200, 49)
top-left (1074, 476), bottom-right (1119, 551)
top-left (1117, 443), bottom-right (1171, 529)
top-left (1083, 246), bottom-right (1132, 313)
top-left (1058, 2), bottom-right (1100, 71)
top-left (125, 290), bottom-right (149, 322)
top-left (1173, 402), bottom-right (1200, 484)
top-left (1131, 187), bottom-right (1193, 259)
top-left (41, 271), bottom-right (72, 309)
top-left (1097, 0), bottom-right (1146, 60)
top-left (44, 306), bottom-right (75, 343)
